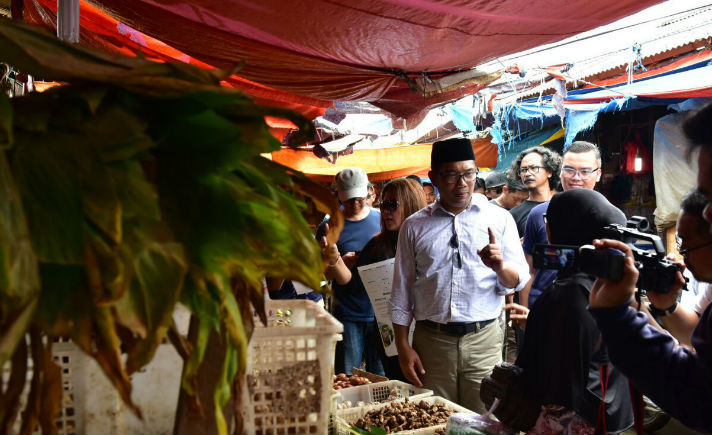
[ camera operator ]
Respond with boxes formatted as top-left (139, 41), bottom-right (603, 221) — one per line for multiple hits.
top-left (647, 188), bottom-right (712, 346)
top-left (513, 189), bottom-right (633, 433)
top-left (588, 103), bottom-right (712, 432)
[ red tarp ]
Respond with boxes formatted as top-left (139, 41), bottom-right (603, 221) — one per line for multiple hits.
top-left (25, 0), bottom-right (663, 122)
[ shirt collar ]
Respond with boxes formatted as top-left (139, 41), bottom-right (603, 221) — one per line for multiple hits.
top-left (432, 193), bottom-right (486, 216)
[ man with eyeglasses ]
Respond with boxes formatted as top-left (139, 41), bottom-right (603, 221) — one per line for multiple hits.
top-left (517, 141), bottom-right (602, 309)
top-left (588, 103), bottom-right (712, 432)
top-left (391, 137), bottom-right (528, 413)
top-left (644, 188), bottom-right (712, 346)
top-left (507, 147), bottom-right (562, 237)
top-left (316, 167), bottom-right (383, 376)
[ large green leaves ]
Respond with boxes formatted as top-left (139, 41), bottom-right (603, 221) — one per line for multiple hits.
top-left (0, 17), bottom-right (335, 435)
top-left (0, 151), bottom-right (39, 366)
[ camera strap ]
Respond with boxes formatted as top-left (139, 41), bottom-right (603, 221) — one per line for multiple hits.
top-left (628, 381), bottom-right (645, 435)
top-left (594, 363), bottom-right (609, 435)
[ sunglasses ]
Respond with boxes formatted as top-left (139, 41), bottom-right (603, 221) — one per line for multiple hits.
top-left (381, 199), bottom-right (400, 212)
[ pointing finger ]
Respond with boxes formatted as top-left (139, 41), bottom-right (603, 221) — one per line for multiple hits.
top-left (488, 227), bottom-right (496, 244)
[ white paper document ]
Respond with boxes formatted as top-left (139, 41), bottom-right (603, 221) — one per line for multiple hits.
top-left (358, 258), bottom-right (414, 357)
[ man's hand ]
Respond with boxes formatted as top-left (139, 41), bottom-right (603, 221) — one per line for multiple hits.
top-left (589, 239), bottom-right (639, 308)
top-left (505, 302), bottom-right (530, 329)
top-left (320, 223), bottom-right (341, 265)
top-left (397, 345), bottom-right (425, 387)
top-left (478, 227), bottom-right (504, 272)
top-left (648, 256), bottom-right (686, 310)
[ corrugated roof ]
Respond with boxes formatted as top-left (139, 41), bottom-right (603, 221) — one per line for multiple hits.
top-left (485, 1), bottom-right (712, 103)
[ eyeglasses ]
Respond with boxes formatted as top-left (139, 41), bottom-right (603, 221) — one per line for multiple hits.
top-left (381, 199), bottom-right (400, 212)
top-left (439, 170), bottom-right (477, 185)
top-left (676, 236), bottom-right (712, 256)
top-left (561, 166), bottom-right (599, 180)
top-left (519, 165), bottom-right (543, 175)
top-left (450, 221), bottom-right (462, 268)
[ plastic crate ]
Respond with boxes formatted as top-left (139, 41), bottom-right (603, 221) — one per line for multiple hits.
top-left (334, 380), bottom-right (433, 409)
top-left (242, 299), bottom-right (343, 435)
top-left (333, 396), bottom-right (475, 435)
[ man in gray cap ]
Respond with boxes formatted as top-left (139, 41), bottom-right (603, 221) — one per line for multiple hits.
top-left (484, 172), bottom-right (508, 200)
top-left (490, 175), bottom-right (529, 210)
top-left (316, 167), bottom-right (382, 375)
top-left (391, 137), bottom-right (529, 412)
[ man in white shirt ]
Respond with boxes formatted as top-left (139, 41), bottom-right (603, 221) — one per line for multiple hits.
top-left (390, 137), bottom-right (529, 412)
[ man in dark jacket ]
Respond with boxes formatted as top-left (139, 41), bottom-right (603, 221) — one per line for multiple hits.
top-left (589, 103), bottom-right (712, 432)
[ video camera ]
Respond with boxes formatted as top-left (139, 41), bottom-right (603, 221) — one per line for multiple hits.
top-left (533, 216), bottom-right (683, 294)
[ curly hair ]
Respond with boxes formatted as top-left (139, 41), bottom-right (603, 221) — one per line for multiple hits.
top-left (507, 146), bottom-right (562, 190)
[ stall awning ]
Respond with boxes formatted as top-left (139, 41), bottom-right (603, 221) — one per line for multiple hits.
top-left (25, 0), bottom-right (662, 122)
top-left (271, 139), bottom-right (498, 182)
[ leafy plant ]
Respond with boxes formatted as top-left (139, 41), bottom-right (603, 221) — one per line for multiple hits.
top-left (0, 18), bottom-right (341, 434)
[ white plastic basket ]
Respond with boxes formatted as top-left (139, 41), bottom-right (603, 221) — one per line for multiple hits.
top-left (334, 380), bottom-right (432, 409)
top-left (242, 299), bottom-right (343, 435)
top-left (334, 396), bottom-right (475, 435)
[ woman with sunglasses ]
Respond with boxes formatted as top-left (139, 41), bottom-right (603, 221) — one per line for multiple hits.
top-left (323, 178), bottom-right (426, 379)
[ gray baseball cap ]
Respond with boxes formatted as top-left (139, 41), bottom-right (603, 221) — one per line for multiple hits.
top-left (485, 172), bottom-right (508, 189)
top-left (335, 167), bottom-right (369, 202)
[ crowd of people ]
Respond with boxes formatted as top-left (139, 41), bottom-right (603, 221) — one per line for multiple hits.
top-left (271, 102), bottom-right (712, 433)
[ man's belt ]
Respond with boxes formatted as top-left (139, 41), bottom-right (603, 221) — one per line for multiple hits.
top-left (418, 319), bottom-right (496, 336)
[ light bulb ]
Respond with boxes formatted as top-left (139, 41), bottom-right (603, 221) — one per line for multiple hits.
top-left (634, 147), bottom-right (643, 172)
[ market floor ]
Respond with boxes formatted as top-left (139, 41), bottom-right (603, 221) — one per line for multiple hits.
top-left (621, 417), bottom-right (701, 435)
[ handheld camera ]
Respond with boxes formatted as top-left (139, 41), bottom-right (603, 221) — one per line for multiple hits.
top-left (533, 216), bottom-right (683, 293)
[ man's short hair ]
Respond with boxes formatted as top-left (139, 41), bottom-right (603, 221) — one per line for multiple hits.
top-left (506, 175), bottom-right (527, 192)
top-left (507, 146), bottom-right (562, 190)
top-left (681, 188), bottom-right (711, 234)
top-left (406, 174), bottom-right (423, 186)
top-left (683, 103), bottom-right (712, 151)
top-left (565, 141), bottom-right (601, 166)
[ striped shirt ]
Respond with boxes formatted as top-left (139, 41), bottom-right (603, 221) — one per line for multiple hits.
top-left (391, 194), bottom-right (528, 326)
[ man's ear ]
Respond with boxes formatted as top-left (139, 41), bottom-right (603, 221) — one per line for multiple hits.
top-left (428, 170), bottom-right (436, 187)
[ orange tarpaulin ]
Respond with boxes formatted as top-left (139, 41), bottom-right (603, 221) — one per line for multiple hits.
top-left (272, 139), bottom-right (498, 182)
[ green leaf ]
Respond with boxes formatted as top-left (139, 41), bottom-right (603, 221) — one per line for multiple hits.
top-left (214, 346), bottom-right (238, 435)
top-left (0, 93), bottom-right (13, 148)
top-left (121, 241), bottom-right (187, 373)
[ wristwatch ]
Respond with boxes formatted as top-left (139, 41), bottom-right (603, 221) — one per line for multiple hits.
top-left (648, 302), bottom-right (677, 317)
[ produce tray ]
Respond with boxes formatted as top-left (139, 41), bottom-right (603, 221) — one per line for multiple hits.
top-left (242, 299), bottom-right (343, 435)
top-left (352, 368), bottom-right (389, 383)
top-left (333, 395), bottom-right (475, 435)
top-left (334, 380), bottom-right (433, 409)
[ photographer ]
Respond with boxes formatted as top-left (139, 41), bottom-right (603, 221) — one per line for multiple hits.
top-left (514, 189), bottom-right (633, 434)
top-left (588, 103), bottom-right (712, 432)
top-left (647, 188), bottom-right (712, 346)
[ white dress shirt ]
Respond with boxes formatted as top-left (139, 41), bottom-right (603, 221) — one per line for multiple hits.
top-left (391, 193), bottom-right (528, 326)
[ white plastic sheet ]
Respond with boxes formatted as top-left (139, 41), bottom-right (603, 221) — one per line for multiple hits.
top-left (652, 112), bottom-right (699, 230)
